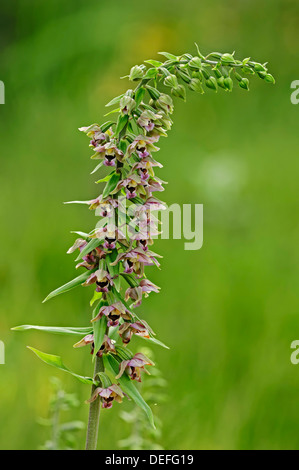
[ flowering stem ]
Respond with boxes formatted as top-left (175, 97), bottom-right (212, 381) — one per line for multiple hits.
top-left (85, 355), bottom-right (104, 450)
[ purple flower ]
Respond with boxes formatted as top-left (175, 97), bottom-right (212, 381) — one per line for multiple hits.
top-left (91, 301), bottom-right (132, 327)
top-left (88, 195), bottom-right (123, 218)
top-left (94, 224), bottom-right (126, 250)
top-left (118, 322), bottom-right (150, 345)
top-left (79, 124), bottom-right (109, 148)
top-left (127, 135), bottom-right (160, 159)
top-left (136, 110), bottom-right (162, 132)
top-left (67, 238), bottom-right (105, 270)
top-left (92, 141), bottom-right (124, 167)
top-left (84, 268), bottom-right (114, 293)
top-left (131, 156), bottom-right (162, 182)
top-left (125, 279), bottom-right (160, 307)
top-left (116, 353), bottom-right (154, 382)
top-left (87, 384), bottom-right (124, 408)
top-left (115, 174), bottom-right (143, 199)
top-left (73, 334), bottom-right (116, 357)
top-left (111, 247), bottom-right (161, 277)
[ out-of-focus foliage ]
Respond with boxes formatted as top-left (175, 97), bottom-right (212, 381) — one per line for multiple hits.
top-left (38, 377), bottom-right (85, 450)
top-left (118, 348), bottom-right (167, 450)
top-left (0, 0), bottom-right (299, 450)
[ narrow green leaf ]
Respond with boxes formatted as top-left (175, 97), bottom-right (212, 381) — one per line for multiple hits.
top-left (115, 114), bottom-right (129, 135)
top-left (96, 171), bottom-right (115, 184)
top-left (104, 107), bottom-right (120, 117)
top-left (75, 238), bottom-right (102, 261)
top-left (27, 347), bottom-right (93, 384)
top-left (158, 51), bottom-right (178, 60)
top-left (106, 249), bottom-right (120, 292)
top-left (42, 268), bottom-right (96, 303)
top-left (134, 87), bottom-right (146, 107)
top-left (105, 94), bottom-right (125, 107)
top-left (120, 272), bottom-right (139, 287)
top-left (102, 172), bottom-right (121, 199)
top-left (64, 200), bottom-right (91, 205)
top-left (143, 67), bottom-right (158, 79)
top-left (70, 231), bottom-right (90, 239)
top-left (142, 335), bottom-right (170, 350)
top-left (90, 161), bottom-right (104, 175)
top-left (144, 59), bottom-right (163, 67)
top-left (90, 290), bottom-right (102, 306)
top-left (92, 315), bottom-right (107, 361)
top-left (12, 325), bottom-right (93, 336)
top-left (100, 121), bottom-right (115, 132)
top-left (104, 354), bottom-right (155, 428)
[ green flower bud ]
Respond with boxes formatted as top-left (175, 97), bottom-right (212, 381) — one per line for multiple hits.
top-left (224, 77), bottom-right (233, 91)
top-left (188, 78), bottom-right (204, 93)
top-left (257, 71), bottom-right (267, 79)
top-left (171, 84), bottom-right (186, 100)
top-left (242, 65), bottom-right (255, 75)
top-left (208, 52), bottom-right (222, 60)
top-left (129, 65), bottom-right (144, 81)
top-left (164, 74), bottom-right (178, 88)
top-left (217, 76), bottom-right (226, 89)
top-left (188, 56), bottom-right (202, 70)
top-left (205, 76), bottom-right (218, 91)
top-left (119, 95), bottom-right (136, 114)
top-left (213, 69), bottom-right (222, 79)
top-left (238, 77), bottom-right (250, 90)
top-left (264, 73), bottom-right (275, 84)
top-left (253, 63), bottom-right (267, 72)
top-left (234, 72), bottom-right (242, 82)
top-left (156, 93), bottom-right (174, 114)
top-left (221, 53), bottom-right (235, 64)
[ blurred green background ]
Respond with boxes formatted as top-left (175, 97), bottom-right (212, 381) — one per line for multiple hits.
top-left (1, 0), bottom-right (299, 450)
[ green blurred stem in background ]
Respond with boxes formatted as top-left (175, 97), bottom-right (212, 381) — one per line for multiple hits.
top-left (85, 355), bottom-right (104, 450)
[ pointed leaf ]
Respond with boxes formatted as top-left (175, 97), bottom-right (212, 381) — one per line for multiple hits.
top-left (96, 171), bottom-right (115, 184)
top-left (158, 52), bottom-right (178, 60)
top-left (144, 60), bottom-right (163, 67)
top-left (115, 114), bottom-right (129, 135)
top-left (75, 238), bottom-right (102, 261)
top-left (143, 68), bottom-right (158, 79)
top-left (104, 354), bottom-right (155, 428)
top-left (90, 161), bottom-right (104, 175)
top-left (92, 314), bottom-right (107, 361)
top-left (142, 335), bottom-right (169, 350)
top-left (105, 94), bottom-right (125, 107)
top-left (90, 290), bottom-right (102, 307)
top-left (106, 249), bottom-right (120, 292)
top-left (12, 325), bottom-right (93, 336)
top-left (42, 268), bottom-right (96, 303)
top-left (100, 121), bottom-right (115, 132)
top-left (102, 172), bottom-right (121, 199)
top-left (134, 87), bottom-right (146, 107)
top-left (27, 347), bottom-right (93, 384)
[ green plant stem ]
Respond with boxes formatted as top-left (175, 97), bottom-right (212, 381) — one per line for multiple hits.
top-left (85, 355), bottom-right (104, 450)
